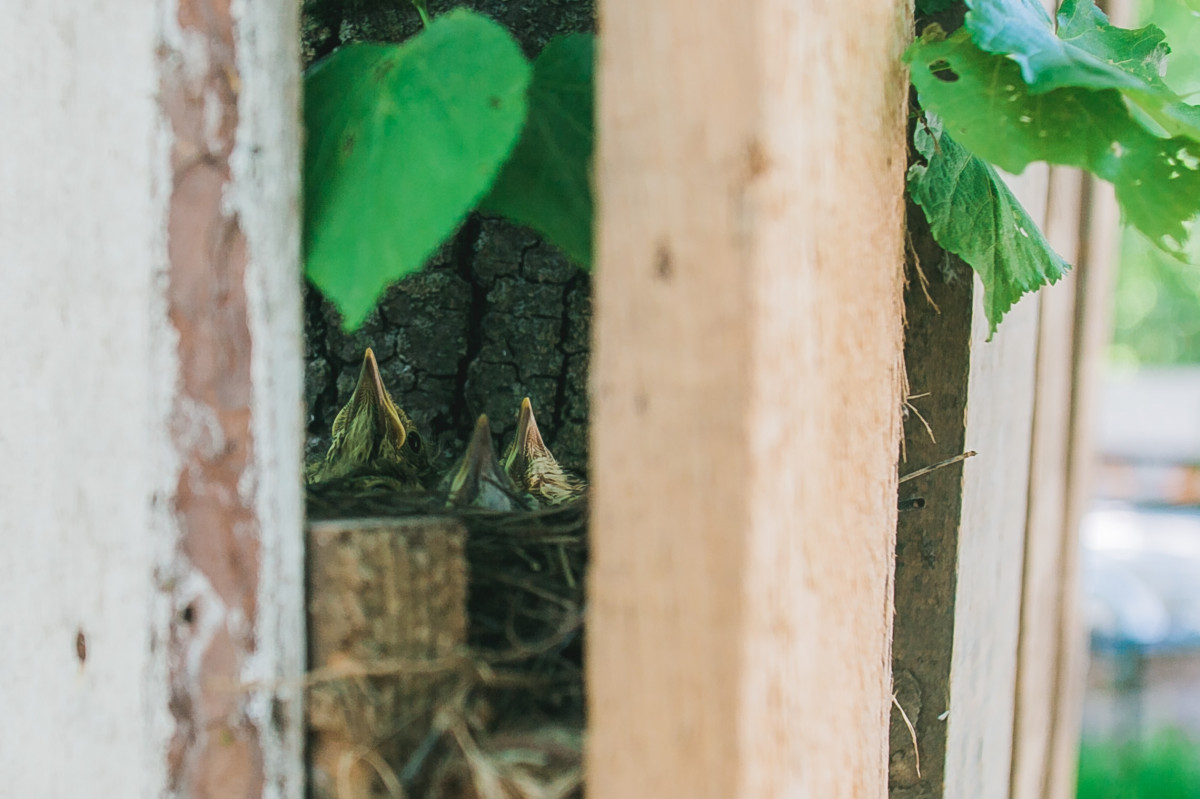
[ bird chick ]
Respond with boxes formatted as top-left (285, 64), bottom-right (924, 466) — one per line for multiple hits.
top-left (501, 397), bottom-right (586, 507)
top-left (307, 347), bottom-right (429, 487)
top-left (441, 415), bottom-right (531, 511)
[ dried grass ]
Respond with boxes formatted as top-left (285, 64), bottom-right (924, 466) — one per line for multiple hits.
top-left (306, 492), bottom-right (588, 799)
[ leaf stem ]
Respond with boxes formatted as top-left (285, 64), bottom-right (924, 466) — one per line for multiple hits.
top-left (412, 0), bottom-right (431, 27)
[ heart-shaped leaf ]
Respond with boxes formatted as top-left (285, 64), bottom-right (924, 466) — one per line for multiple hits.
top-left (304, 10), bottom-right (531, 328)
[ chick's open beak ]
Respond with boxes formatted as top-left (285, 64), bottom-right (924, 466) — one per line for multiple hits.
top-left (502, 397), bottom-right (585, 506)
top-left (345, 347), bottom-right (407, 450)
top-left (502, 397), bottom-right (549, 480)
top-left (443, 415), bottom-right (527, 511)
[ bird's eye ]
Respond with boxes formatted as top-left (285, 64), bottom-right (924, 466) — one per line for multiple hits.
top-left (407, 431), bottom-right (422, 453)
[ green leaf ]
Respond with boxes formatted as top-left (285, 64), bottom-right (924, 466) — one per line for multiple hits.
top-left (304, 10), bottom-right (531, 329)
top-left (906, 27), bottom-right (1200, 250)
top-left (908, 116), bottom-right (1071, 336)
top-left (480, 34), bottom-right (595, 267)
top-left (964, 0), bottom-right (1170, 95)
top-left (964, 0), bottom-right (1200, 141)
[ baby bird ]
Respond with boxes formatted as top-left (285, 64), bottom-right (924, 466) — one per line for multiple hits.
top-left (501, 397), bottom-right (587, 507)
top-left (440, 415), bottom-right (531, 511)
top-left (307, 347), bottom-right (430, 487)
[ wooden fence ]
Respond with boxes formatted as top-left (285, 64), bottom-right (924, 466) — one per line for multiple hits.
top-left (0, 0), bottom-right (1107, 797)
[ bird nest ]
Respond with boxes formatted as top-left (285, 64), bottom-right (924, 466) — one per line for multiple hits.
top-left (306, 495), bottom-right (588, 799)
top-left (304, 346), bottom-right (588, 798)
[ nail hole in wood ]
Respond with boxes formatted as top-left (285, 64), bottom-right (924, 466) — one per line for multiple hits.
top-left (654, 244), bottom-right (673, 282)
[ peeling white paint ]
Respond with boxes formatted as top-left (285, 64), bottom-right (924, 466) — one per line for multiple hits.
top-left (0, 0), bottom-right (304, 796)
top-left (229, 0), bottom-right (307, 795)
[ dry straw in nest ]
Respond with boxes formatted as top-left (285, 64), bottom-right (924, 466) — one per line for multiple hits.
top-left (305, 495), bottom-right (588, 799)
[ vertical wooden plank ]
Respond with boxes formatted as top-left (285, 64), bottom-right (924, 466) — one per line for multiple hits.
top-left (232, 1), bottom-right (307, 793)
top-left (944, 165), bottom-right (1048, 799)
top-left (890, 234), bottom-right (975, 799)
top-left (1045, 177), bottom-right (1119, 799)
top-left (1010, 167), bottom-right (1085, 799)
top-left (158, 0), bottom-right (305, 796)
top-left (588, 1), bottom-right (911, 797)
top-left (0, 4), bottom-right (168, 796)
top-left (1039, 10), bottom-right (1127, 799)
top-left (0, 0), bottom-right (304, 796)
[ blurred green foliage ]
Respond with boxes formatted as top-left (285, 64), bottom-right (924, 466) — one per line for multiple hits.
top-left (1111, 0), bottom-right (1200, 365)
top-left (1077, 729), bottom-right (1200, 798)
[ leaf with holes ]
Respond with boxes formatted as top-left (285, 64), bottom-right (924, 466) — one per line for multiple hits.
top-left (964, 0), bottom-right (1200, 140)
top-left (480, 34), bottom-right (595, 268)
top-left (907, 26), bottom-right (1200, 250)
top-left (908, 115), bottom-right (1071, 336)
top-left (304, 10), bottom-right (530, 329)
top-left (965, 0), bottom-right (1169, 94)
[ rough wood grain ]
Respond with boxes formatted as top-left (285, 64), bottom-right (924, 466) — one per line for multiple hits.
top-left (307, 517), bottom-right (468, 799)
top-left (588, 1), bottom-right (911, 797)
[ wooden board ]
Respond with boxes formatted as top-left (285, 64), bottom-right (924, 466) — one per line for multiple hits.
top-left (1009, 167), bottom-right (1084, 799)
top-left (891, 164), bottom-right (1057, 799)
top-left (890, 230), bottom-right (976, 799)
top-left (0, 5), bottom-right (170, 795)
top-left (307, 517), bottom-right (468, 799)
top-left (943, 167), bottom-right (1048, 799)
top-left (588, 1), bottom-right (912, 797)
top-left (1046, 177), bottom-right (1119, 799)
top-left (0, 1), bottom-right (305, 796)
top-left (159, 1), bottom-right (305, 794)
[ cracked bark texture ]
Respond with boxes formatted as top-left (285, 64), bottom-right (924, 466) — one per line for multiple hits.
top-left (301, 0), bottom-right (595, 476)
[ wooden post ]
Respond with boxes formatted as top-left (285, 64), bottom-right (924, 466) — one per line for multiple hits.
top-left (0, 1), bottom-right (305, 796)
top-left (307, 517), bottom-right (468, 799)
top-left (588, 1), bottom-right (912, 797)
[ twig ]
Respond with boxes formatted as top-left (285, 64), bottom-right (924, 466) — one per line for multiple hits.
top-left (907, 228), bottom-right (940, 313)
top-left (904, 393), bottom-right (937, 445)
top-left (892, 692), bottom-right (922, 778)
top-left (899, 451), bottom-right (976, 484)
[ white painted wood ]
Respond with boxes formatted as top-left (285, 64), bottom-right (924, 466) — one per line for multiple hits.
top-left (588, 1), bottom-right (911, 797)
top-left (945, 166), bottom-right (1049, 799)
top-left (0, 1), bottom-right (304, 796)
top-left (0, 3), bottom-right (170, 797)
top-left (232, 0), bottom-right (307, 795)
